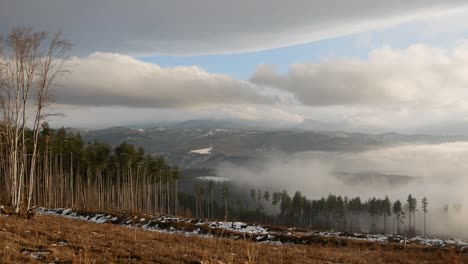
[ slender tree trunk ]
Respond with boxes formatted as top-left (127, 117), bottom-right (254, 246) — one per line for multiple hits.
top-left (423, 212), bottom-right (426, 236)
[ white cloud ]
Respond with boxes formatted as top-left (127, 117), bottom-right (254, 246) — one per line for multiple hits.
top-left (251, 43), bottom-right (468, 110)
top-left (201, 104), bottom-right (304, 124)
top-left (53, 53), bottom-right (303, 127)
top-left (48, 104), bottom-right (304, 129)
top-left (43, 52), bottom-right (305, 126)
top-left (249, 43), bottom-right (468, 132)
top-left (49, 43), bottom-right (468, 131)
top-left (46, 53), bottom-right (302, 126)
top-left (1, 0), bottom-right (466, 55)
top-left (54, 52), bottom-right (281, 108)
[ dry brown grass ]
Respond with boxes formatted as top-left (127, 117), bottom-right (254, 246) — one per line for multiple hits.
top-left (0, 215), bottom-right (466, 264)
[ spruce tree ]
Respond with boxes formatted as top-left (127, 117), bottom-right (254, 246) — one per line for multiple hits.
top-left (421, 197), bottom-right (428, 236)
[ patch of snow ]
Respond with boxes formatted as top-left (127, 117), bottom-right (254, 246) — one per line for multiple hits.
top-left (62, 208), bottom-right (72, 215)
top-left (189, 147), bottom-right (213, 155)
top-left (89, 214), bottom-right (108, 224)
top-left (22, 251), bottom-right (49, 259)
top-left (196, 176), bottom-right (230, 182)
top-left (209, 221), bottom-right (267, 234)
top-left (203, 131), bottom-right (214, 137)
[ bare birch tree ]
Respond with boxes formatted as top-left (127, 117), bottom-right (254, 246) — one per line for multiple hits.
top-left (0, 27), bottom-right (70, 214)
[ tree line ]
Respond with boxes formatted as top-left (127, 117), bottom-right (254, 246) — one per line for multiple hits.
top-left (0, 123), bottom-right (184, 215)
top-left (183, 179), bottom-right (446, 237)
top-left (255, 189), bottom-right (427, 235)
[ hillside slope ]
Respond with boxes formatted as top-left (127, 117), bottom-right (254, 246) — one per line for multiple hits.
top-left (0, 214), bottom-right (466, 263)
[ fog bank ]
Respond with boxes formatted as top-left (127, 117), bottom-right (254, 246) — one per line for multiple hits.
top-left (218, 142), bottom-right (468, 238)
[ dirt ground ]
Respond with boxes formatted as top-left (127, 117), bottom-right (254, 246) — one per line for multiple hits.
top-left (0, 214), bottom-right (466, 264)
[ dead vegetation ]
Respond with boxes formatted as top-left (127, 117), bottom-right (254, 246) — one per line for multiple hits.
top-left (0, 214), bottom-right (466, 263)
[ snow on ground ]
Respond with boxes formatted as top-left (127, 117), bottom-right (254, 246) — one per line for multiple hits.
top-left (208, 221), bottom-right (267, 234)
top-left (38, 208), bottom-right (120, 224)
top-left (203, 131), bottom-right (214, 137)
top-left (22, 251), bottom-right (49, 260)
top-left (196, 176), bottom-right (230, 182)
top-left (36, 208), bottom-right (468, 250)
top-left (189, 147), bottom-right (213, 154)
top-left (36, 208), bottom-right (265, 236)
top-left (201, 129), bottom-right (231, 137)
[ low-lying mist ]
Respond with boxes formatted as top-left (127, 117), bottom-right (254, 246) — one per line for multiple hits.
top-left (217, 142), bottom-right (468, 238)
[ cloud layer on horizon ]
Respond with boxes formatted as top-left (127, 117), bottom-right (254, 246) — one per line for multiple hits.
top-left (1, 0), bottom-right (467, 55)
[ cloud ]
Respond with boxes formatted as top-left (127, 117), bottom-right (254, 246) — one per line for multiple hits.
top-left (54, 52), bottom-right (281, 108)
top-left (251, 44), bottom-right (468, 110)
top-left (50, 44), bottom-right (468, 132)
top-left (47, 52), bottom-right (302, 126)
top-left (48, 104), bottom-right (304, 129)
top-left (1, 0), bottom-right (467, 55)
top-left (203, 104), bottom-right (304, 124)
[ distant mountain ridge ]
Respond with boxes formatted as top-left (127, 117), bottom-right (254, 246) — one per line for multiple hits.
top-left (68, 121), bottom-right (468, 169)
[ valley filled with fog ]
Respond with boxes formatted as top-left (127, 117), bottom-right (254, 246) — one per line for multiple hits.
top-left (219, 142), bottom-right (468, 238)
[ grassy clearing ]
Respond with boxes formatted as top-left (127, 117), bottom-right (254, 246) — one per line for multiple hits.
top-left (0, 214), bottom-right (466, 263)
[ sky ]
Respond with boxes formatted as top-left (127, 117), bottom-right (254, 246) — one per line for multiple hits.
top-left (3, 0), bottom-right (468, 133)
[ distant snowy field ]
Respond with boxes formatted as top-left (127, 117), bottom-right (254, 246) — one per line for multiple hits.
top-left (189, 147), bottom-right (213, 155)
top-left (196, 176), bottom-right (230, 182)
